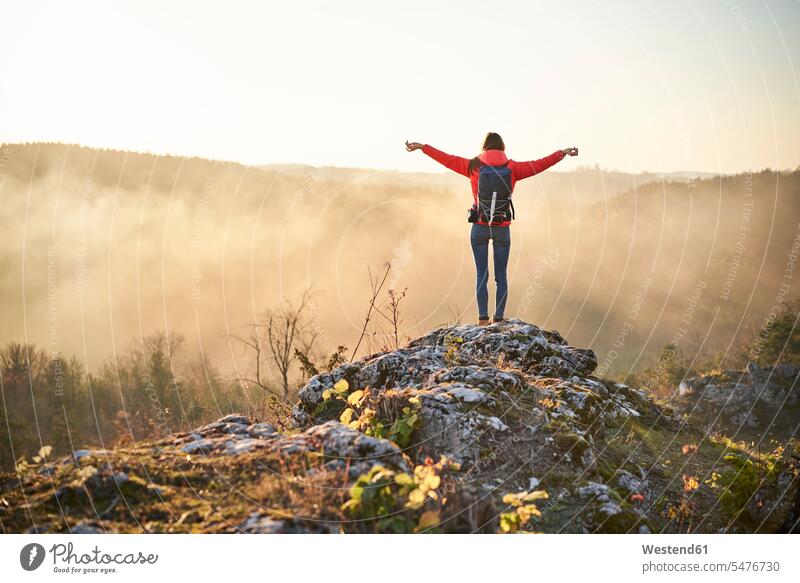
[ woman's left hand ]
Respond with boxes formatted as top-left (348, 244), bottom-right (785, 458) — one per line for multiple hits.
top-left (562, 147), bottom-right (579, 156)
top-left (405, 141), bottom-right (424, 152)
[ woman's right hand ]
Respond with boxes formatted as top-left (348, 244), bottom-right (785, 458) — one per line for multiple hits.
top-left (405, 141), bottom-right (424, 152)
top-left (562, 147), bottom-right (579, 156)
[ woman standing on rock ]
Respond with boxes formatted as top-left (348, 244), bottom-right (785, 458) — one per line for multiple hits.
top-left (406, 133), bottom-right (578, 325)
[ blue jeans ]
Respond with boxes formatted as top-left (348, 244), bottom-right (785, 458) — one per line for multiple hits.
top-left (470, 224), bottom-right (511, 319)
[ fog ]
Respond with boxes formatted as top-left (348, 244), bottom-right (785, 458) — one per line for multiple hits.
top-left (2, 142), bottom-right (798, 379)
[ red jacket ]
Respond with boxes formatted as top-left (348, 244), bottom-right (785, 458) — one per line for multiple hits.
top-left (422, 145), bottom-right (566, 226)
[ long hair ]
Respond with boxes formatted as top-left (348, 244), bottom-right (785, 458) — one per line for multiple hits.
top-left (468, 132), bottom-right (505, 174)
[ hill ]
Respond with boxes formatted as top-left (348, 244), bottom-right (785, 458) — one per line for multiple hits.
top-left (2, 320), bottom-right (797, 533)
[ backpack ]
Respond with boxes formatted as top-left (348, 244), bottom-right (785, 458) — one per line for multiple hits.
top-left (473, 164), bottom-right (514, 225)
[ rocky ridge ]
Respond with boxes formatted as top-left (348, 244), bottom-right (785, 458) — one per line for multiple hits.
top-left (2, 320), bottom-right (798, 533)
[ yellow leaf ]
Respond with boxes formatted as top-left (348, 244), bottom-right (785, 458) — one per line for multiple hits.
top-left (371, 467), bottom-right (390, 480)
top-left (407, 489), bottom-right (426, 508)
top-left (523, 490), bottom-right (549, 501)
top-left (395, 473), bottom-right (414, 486)
top-left (340, 408), bottom-right (355, 424)
top-left (347, 390), bottom-right (365, 406)
top-left (417, 510), bottom-right (441, 530)
top-left (333, 379), bottom-right (350, 394)
top-left (499, 514), bottom-right (515, 533)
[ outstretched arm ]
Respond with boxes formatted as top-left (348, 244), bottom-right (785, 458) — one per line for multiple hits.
top-left (510, 147), bottom-right (578, 181)
top-left (405, 141), bottom-right (471, 177)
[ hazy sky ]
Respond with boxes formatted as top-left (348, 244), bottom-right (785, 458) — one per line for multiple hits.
top-left (1, 0), bottom-right (798, 173)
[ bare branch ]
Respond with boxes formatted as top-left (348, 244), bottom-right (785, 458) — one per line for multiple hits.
top-left (351, 263), bottom-right (391, 362)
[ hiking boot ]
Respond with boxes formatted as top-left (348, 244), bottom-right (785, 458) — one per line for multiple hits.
top-left (478, 317), bottom-right (490, 326)
top-left (492, 317), bottom-right (505, 324)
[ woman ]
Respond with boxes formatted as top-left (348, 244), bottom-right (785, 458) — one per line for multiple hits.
top-left (406, 133), bottom-right (578, 325)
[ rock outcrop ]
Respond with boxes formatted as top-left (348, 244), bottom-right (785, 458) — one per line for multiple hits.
top-left (2, 320), bottom-right (798, 533)
top-left (677, 363), bottom-right (800, 439)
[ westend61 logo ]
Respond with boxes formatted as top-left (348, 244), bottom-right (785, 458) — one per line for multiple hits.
top-left (19, 542), bottom-right (158, 574)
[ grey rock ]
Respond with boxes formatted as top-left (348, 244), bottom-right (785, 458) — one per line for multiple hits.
top-left (292, 421), bottom-right (411, 475)
top-left (577, 482), bottom-right (622, 517)
top-left (236, 513), bottom-right (286, 533)
top-left (676, 362), bottom-right (800, 437)
top-left (71, 522), bottom-right (104, 534)
top-left (295, 319), bottom-right (598, 423)
top-left (111, 472), bottom-right (129, 486)
top-left (171, 416), bottom-right (410, 475)
top-left (235, 512), bottom-right (338, 534)
top-left (181, 438), bottom-right (214, 455)
top-left (616, 470), bottom-right (647, 497)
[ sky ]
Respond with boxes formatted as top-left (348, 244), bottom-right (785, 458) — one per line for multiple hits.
top-left (1, 0), bottom-right (799, 174)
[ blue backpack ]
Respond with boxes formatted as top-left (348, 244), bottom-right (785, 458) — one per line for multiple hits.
top-left (472, 164), bottom-right (514, 225)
